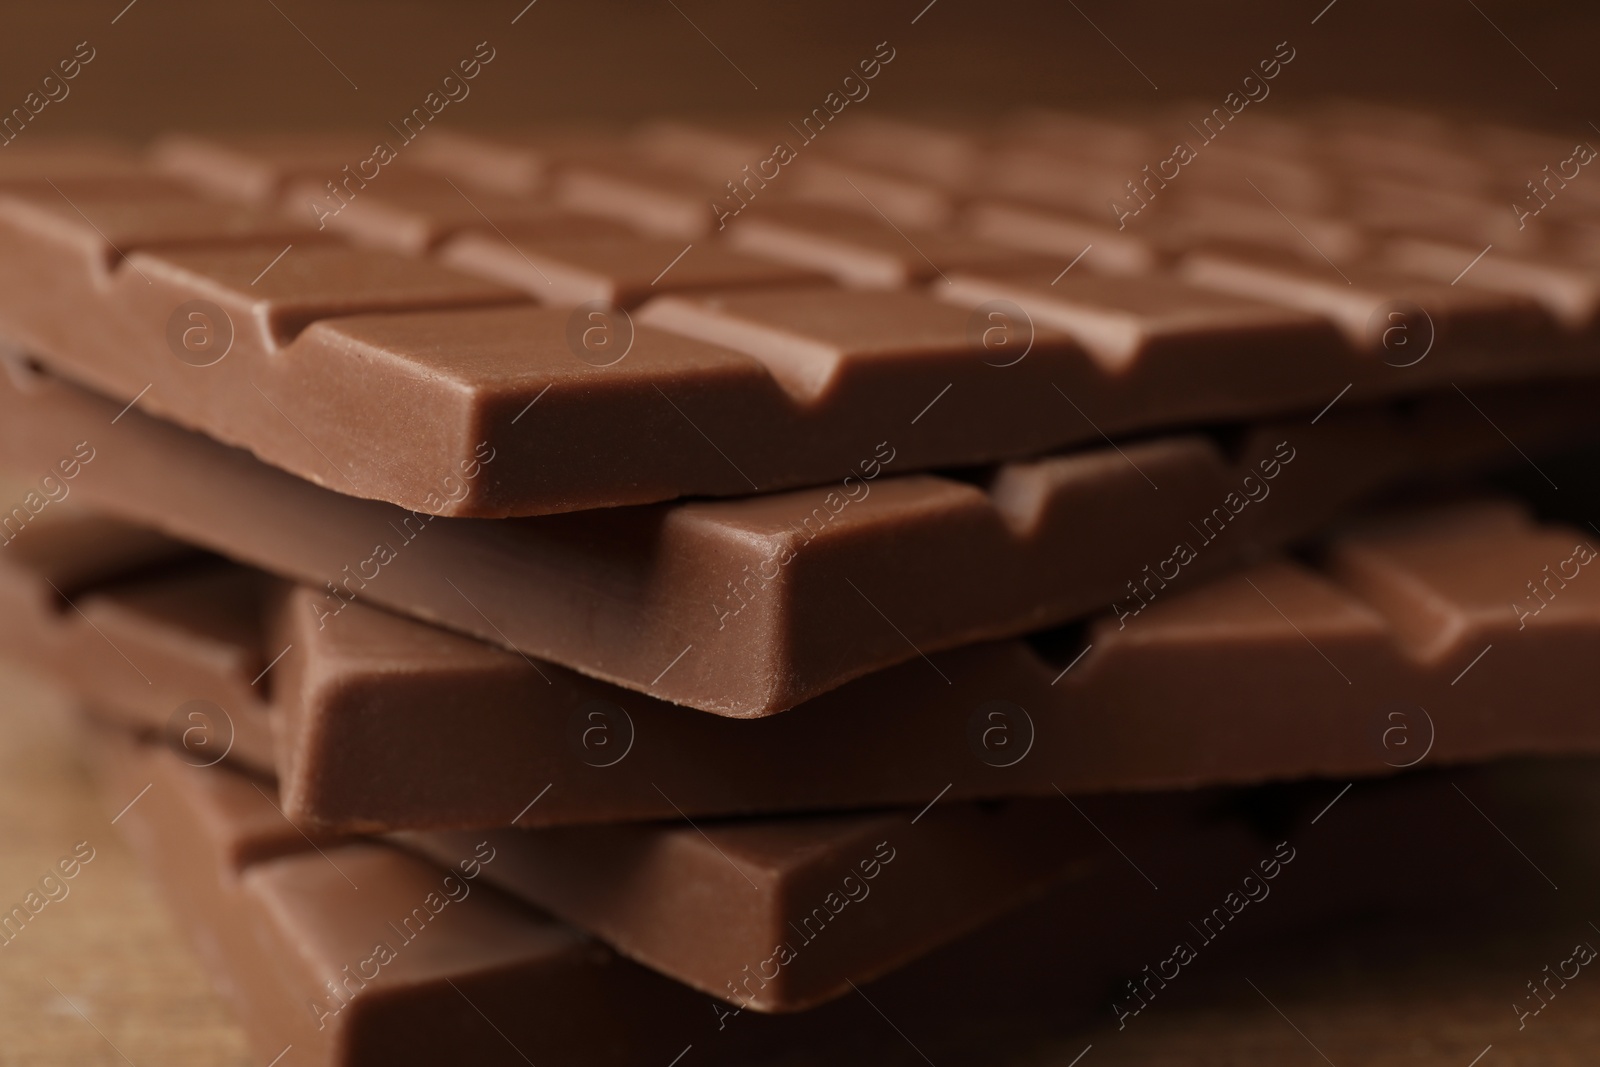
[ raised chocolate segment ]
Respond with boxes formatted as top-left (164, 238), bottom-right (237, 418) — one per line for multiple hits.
top-left (439, 234), bottom-right (831, 305)
top-left (407, 794), bottom-right (1193, 1013)
top-left (1, 365), bottom-right (1589, 716)
top-left (285, 172), bottom-right (637, 255)
top-left (0, 112), bottom-right (1597, 517)
top-left (0, 140), bottom-right (194, 200)
top-left (16, 477), bottom-right (1600, 832)
top-left (151, 133), bottom-right (430, 202)
top-left (724, 201), bottom-right (1058, 287)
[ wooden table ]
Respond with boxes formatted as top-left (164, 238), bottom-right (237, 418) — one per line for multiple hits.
top-left (0, 668), bottom-right (250, 1066)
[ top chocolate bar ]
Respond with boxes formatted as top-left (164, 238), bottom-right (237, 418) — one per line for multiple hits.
top-left (0, 107), bottom-right (1594, 517)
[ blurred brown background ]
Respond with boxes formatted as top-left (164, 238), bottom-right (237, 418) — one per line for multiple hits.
top-left (1, 0), bottom-right (1592, 136)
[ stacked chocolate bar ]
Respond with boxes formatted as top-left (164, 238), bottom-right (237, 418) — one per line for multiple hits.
top-left (2, 102), bottom-right (1600, 1064)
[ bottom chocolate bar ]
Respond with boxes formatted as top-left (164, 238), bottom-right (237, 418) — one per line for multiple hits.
top-left (91, 714), bottom-right (1535, 1066)
top-left (403, 791), bottom-right (1200, 1013)
top-left (92, 725), bottom-right (736, 1067)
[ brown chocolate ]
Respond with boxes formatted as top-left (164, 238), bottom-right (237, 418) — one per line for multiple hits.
top-left (1178, 248), bottom-right (1563, 362)
top-left (1385, 236), bottom-right (1600, 334)
top-left (284, 172), bottom-right (637, 255)
top-left (151, 133), bottom-right (438, 203)
top-left (91, 716), bottom-right (1553, 1063)
top-left (17, 477), bottom-right (1600, 832)
top-left (1022, 761), bottom-right (1600, 1065)
top-left (406, 793), bottom-right (1194, 1013)
top-left (439, 233), bottom-right (831, 305)
top-left (0, 364), bottom-right (1590, 716)
top-left (0, 139), bottom-right (193, 200)
top-left (266, 495), bottom-right (1600, 829)
top-left (552, 158), bottom-right (740, 237)
top-left (0, 516), bottom-right (277, 774)
top-left (0, 525), bottom-right (1191, 1016)
top-left (91, 729), bottom-right (725, 1067)
top-left (0, 501), bottom-right (192, 595)
top-left (0, 121), bottom-right (1598, 520)
top-left (725, 201), bottom-right (1059, 287)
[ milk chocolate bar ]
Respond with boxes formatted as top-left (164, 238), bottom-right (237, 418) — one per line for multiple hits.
top-left (3, 517), bottom-right (1191, 1015)
top-left (5, 113), bottom-right (1600, 519)
top-left (1, 365), bottom-right (1591, 716)
top-left (92, 712), bottom-right (1510, 1064)
top-left (269, 494), bottom-right (1600, 830)
top-left (90, 729), bottom-right (731, 1067)
top-left (405, 792), bottom-right (1195, 1013)
top-left (33, 542), bottom-right (1189, 1019)
top-left (87, 726), bottom-right (1166, 1064)
top-left (17, 480), bottom-right (1600, 832)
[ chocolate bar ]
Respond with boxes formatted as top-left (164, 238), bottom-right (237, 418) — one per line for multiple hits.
top-left (404, 793), bottom-right (1195, 1013)
top-left (257, 493), bottom-right (1600, 830)
top-left (1, 364), bottom-right (1591, 716)
top-left (91, 710), bottom-right (1513, 1064)
top-left (88, 725), bottom-right (1157, 1064)
top-left (91, 728), bottom-right (728, 1067)
top-left (16, 478), bottom-right (1600, 832)
top-left (0, 518), bottom-right (1195, 1015)
top-left (2, 113), bottom-right (1598, 519)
